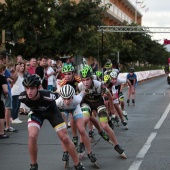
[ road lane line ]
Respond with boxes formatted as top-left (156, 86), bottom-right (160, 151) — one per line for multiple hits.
top-left (154, 102), bottom-right (170, 129)
top-left (136, 132), bottom-right (157, 158)
top-left (128, 160), bottom-right (143, 170)
top-left (128, 102), bottom-right (170, 170)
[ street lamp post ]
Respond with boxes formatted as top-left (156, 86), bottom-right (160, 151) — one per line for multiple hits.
top-left (101, 30), bottom-right (104, 67)
top-left (117, 51), bottom-right (119, 63)
top-left (0, 30), bottom-right (5, 51)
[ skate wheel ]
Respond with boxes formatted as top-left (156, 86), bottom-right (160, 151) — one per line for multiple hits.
top-left (108, 140), bottom-right (113, 145)
top-left (64, 160), bottom-right (69, 169)
top-left (79, 151), bottom-right (86, 160)
top-left (121, 152), bottom-right (127, 159)
top-left (125, 126), bottom-right (128, 130)
top-left (90, 137), bottom-right (94, 143)
top-left (94, 161), bottom-right (100, 169)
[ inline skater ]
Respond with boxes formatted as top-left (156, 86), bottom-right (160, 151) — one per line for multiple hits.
top-left (60, 65), bottom-right (110, 148)
top-left (78, 66), bottom-right (127, 159)
top-left (103, 74), bottom-right (120, 125)
top-left (56, 84), bottom-right (98, 168)
top-left (126, 68), bottom-right (137, 106)
top-left (60, 65), bottom-right (81, 147)
top-left (110, 71), bottom-right (134, 124)
top-left (95, 71), bottom-right (103, 81)
top-left (19, 74), bottom-right (85, 170)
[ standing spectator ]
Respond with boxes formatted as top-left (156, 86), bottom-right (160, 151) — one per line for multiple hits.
top-left (0, 65), bottom-right (9, 139)
top-left (24, 61), bottom-right (31, 78)
top-left (11, 62), bottom-right (25, 123)
top-left (35, 56), bottom-right (48, 89)
top-left (51, 60), bottom-right (57, 91)
top-left (91, 58), bottom-right (98, 73)
top-left (20, 61), bottom-right (31, 115)
top-left (46, 58), bottom-right (55, 91)
top-left (16, 55), bottom-right (23, 63)
top-left (55, 57), bottom-right (63, 79)
top-left (28, 58), bottom-right (37, 75)
top-left (0, 52), bottom-right (18, 132)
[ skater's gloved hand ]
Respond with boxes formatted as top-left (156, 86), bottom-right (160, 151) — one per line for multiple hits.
top-left (131, 87), bottom-right (135, 94)
top-left (119, 92), bottom-right (124, 99)
top-left (85, 89), bottom-right (93, 94)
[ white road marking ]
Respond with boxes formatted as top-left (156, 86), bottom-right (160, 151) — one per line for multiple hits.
top-left (136, 132), bottom-right (157, 159)
top-left (154, 102), bottom-right (170, 129)
top-left (128, 160), bottom-right (143, 170)
top-left (128, 103), bottom-right (170, 170)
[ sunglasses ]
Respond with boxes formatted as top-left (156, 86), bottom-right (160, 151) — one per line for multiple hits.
top-left (26, 64), bottom-right (30, 66)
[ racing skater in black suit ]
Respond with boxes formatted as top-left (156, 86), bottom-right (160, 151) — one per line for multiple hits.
top-left (19, 74), bottom-right (85, 170)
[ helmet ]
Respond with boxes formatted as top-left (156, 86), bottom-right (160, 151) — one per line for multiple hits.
top-left (110, 71), bottom-right (118, 78)
top-left (80, 66), bottom-right (93, 78)
top-left (60, 84), bottom-right (75, 98)
top-left (129, 68), bottom-right (134, 73)
top-left (62, 65), bottom-right (75, 73)
top-left (104, 74), bottom-right (111, 84)
top-left (96, 71), bottom-right (103, 79)
top-left (112, 68), bottom-right (119, 75)
top-left (22, 74), bottom-right (41, 87)
top-left (104, 61), bottom-right (112, 69)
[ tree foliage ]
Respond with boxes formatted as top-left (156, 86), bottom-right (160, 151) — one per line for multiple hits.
top-left (0, 0), bottom-right (107, 58)
top-left (0, 0), bottom-right (169, 66)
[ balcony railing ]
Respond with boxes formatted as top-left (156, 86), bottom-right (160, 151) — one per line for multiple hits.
top-left (100, 0), bottom-right (133, 24)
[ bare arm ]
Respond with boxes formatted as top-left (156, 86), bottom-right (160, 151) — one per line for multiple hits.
top-left (2, 84), bottom-right (8, 96)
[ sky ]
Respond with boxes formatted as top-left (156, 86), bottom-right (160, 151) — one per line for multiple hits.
top-left (129, 0), bottom-right (170, 51)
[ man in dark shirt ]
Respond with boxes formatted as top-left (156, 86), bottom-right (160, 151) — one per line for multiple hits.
top-left (0, 64), bottom-right (9, 138)
top-left (19, 74), bottom-right (85, 170)
top-left (91, 58), bottom-right (98, 73)
top-left (35, 57), bottom-right (48, 89)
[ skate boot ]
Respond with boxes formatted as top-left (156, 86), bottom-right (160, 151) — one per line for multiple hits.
top-left (89, 130), bottom-right (94, 142)
top-left (114, 144), bottom-right (127, 159)
top-left (72, 136), bottom-right (78, 149)
top-left (74, 162), bottom-right (86, 170)
top-left (108, 119), bottom-right (114, 130)
top-left (122, 110), bottom-right (128, 120)
top-left (127, 99), bottom-right (130, 106)
top-left (121, 120), bottom-right (128, 130)
top-left (112, 115), bottom-right (119, 126)
top-left (132, 99), bottom-right (135, 106)
top-left (88, 151), bottom-right (99, 168)
top-left (62, 151), bottom-right (69, 169)
top-left (78, 142), bottom-right (86, 160)
top-left (99, 130), bottom-right (110, 142)
top-left (30, 163), bottom-right (38, 170)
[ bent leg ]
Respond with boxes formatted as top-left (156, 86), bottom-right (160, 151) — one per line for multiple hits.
top-left (57, 128), bottom-right (79, 166)
top-left (76, 118), bottom-right (92, 154)
top-left (28, 126), bottom-right (39, 165)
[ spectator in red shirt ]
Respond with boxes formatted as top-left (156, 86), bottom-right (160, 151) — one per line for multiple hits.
top-left (28, 58), bottom-right (37, 75)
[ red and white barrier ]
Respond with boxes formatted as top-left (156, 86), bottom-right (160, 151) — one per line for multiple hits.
top-left (118, 70), bottom-right (165, 82)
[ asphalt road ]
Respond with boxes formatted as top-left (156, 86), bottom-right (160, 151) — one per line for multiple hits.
top-left (1, 75), bottom-right (170, 170)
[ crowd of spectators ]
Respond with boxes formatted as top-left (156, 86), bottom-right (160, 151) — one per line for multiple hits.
top-left (0, 52), bottom-right (75, 138)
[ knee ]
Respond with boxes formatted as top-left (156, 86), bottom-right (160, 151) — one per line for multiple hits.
top-left (60, 135), bottom-right (70, 145)
top-left (28, 133), bottom-right (38, 143)
top-left (78, 128), bottom-right (86, 136)
top-left (100, 123), bottom-right (108, 130)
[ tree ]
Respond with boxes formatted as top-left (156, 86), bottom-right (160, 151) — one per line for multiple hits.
top-left (0, 0), bottom-right (109, 58)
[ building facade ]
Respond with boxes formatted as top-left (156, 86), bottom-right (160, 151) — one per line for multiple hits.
top-left (101, 0), bottom-right (142, 25)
